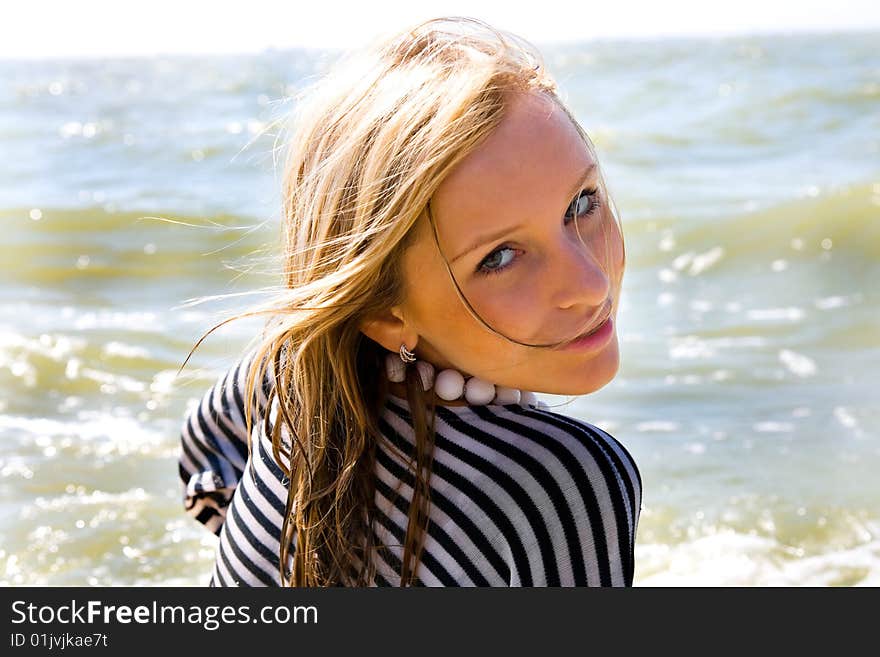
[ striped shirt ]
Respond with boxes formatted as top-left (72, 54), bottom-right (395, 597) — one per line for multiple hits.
top-left (178, 348), bottom-right (642, 586)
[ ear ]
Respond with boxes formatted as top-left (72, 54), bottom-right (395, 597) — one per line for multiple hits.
top-left (358, 306), bottom-right (419, 354)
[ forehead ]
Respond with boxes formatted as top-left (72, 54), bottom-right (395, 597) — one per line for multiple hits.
top-left (430, 92), bottom-right (594, 240)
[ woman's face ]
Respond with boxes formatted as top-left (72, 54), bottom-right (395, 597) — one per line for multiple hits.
top-left (397, 91), bottom-right (624, 396)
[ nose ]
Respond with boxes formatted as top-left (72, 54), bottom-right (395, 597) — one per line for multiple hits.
top-left (550, 237), bottom-right (611, 310)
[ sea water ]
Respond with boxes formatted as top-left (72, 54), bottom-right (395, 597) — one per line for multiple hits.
top-left (0, 31), bottom-right (877, 585)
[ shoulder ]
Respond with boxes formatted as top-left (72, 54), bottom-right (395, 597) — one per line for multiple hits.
top-left (215, 344), bottom-right (277, 417)
top-left (461, 402), bottom-right (634, 459)
top-left (432, 402), bottom-right (642, 585)
top-left (525, 407), bottom-right (638, 472)
top-left (448, 403), bottom-right (642, 501)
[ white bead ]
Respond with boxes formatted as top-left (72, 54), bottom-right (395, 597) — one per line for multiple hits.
top-left (492, 386), bottom-right (521, 405)
top-left (385, 353), bottom-right (406, 383)
top-left (464, 377), bottom-right (495, 405)
top-left (435, 369), bottom-right (465, 401)
top-left (520, 390), bottom-right (538, 408)
top-left (414, 360), bottom-right (435, 391)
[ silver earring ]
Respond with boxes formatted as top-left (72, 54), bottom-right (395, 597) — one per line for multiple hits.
top-left (399, 343), bottom-right (416, 363)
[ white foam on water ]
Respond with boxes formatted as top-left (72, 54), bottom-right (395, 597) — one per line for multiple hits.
top-left (150, 369), bottom-right (182, 396)
top-left (102, 341), bottom-right (152, 359)
top-left (778, 349), bottom-right (818, 377)
top-left (710, 369), bottom-right (733, 381)
top-left (0, 354), bottom-right (37, 387)
top-left (657, 292), bottom-right (676, 306)
top-left (753, 421), bottom-right (795, 433)
top-left (635, 527), bottom-right (880, 586)
top-left (813, 293), bottom-right (844, 309)
top-left (0, 330), bottom-right (87, 360)
top-left (658, 232), bottom-right (676, 252)
top-left (30, 487), bottom-right (151, 512)
top-left (708, 336), bottom-right (767, 348)
top-left (0, 411), bottom-right (175, 458)
top-left (833, 406), bottom-right (857, 428)
top-left (833, 406), bottom-right (865, 437)
top-left (688, 246), bottom-right (725, 276)
top-left (636, 421), bottom-right (680, 432)
top-left (747, 307), bottom-right (806, 322)
top-left (0, 456), bottom-right (34, 480)
top-left (61, 307), bottom-right (161, 331)
top-left (79, 367), bottom-right (147, 393)
top-left (0, 329), bottom-right (92, 388)
top-left (669, 335), bottom-right (715, 360)
top-left (672, 251), bottom-right (694, 271)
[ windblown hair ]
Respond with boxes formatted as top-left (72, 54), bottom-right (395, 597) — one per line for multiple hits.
top-left (182, 16), bottom-right (613, 586)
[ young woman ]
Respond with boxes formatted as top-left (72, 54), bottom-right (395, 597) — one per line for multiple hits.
top-left (177, 16), bottom-right (641, 586)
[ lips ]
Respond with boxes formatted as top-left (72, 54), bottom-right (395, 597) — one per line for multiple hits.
top-left (572, 303), bottom-right (613, 340)
top-left (534, 298), bottom-right (617, 349)
top-left (575, 311), bottom-right (611, 340)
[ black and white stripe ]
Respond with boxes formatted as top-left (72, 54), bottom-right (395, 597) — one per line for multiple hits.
top-left (178, 354), bottom-right (642, 587)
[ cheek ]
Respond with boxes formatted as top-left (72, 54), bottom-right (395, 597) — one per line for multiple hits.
top-left (406, 263), bottom-right (481, 344)
top-left (462, 283), bottom-right (547, 342)
top-left (404, 249), bottom-right (547, 347)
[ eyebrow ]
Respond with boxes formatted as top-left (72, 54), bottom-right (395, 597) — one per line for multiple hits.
top-left (448, 162), bottom-right (598, 264)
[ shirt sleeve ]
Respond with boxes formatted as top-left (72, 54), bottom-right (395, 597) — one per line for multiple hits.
top-left (177, 346), bottom-right (273, 535)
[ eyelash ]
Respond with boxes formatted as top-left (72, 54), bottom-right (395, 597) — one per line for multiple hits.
top-left (476, 187), bottom-right (601, 277)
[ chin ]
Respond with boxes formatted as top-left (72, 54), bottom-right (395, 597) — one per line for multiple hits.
top-left (541, 340), bottom-right (620, 395)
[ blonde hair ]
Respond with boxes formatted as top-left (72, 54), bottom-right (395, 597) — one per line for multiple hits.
top-left (181, 16), bottom-right (617, 586)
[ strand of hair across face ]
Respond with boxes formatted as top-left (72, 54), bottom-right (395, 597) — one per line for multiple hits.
top-left (425, 199), bottom-right (602, 349)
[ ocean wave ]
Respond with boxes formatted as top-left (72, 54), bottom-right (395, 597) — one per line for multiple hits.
top-left (625, 181), bottom-right (880, 271)
top-left (636, 527), bottom-right (880, 586)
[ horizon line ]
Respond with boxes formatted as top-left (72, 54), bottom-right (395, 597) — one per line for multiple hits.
top-left (2, 24), bottom-right (878, 63)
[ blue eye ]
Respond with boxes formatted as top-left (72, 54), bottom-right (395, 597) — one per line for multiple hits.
top-left (475, 188), bottom-right (601, 278)
top-left (565, 188), bottom-right (600, 222)
top-left (477, 246), bottom-right (517, 276)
